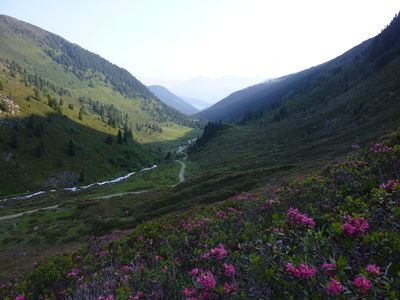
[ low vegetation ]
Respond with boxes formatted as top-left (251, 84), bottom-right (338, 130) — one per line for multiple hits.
top-left (1, 130), bottom-right (399, 299)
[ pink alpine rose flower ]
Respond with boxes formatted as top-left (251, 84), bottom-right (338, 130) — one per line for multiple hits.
top-left (326, 278), bottom-right (344, 295)
top-left (223, 263), bottom-right (236, 276)
top-left (366, 264), bottom-right (380, 276)
top-left (15, 296), bottom-right (25, 300)
top-left (353, 275), bottom-right (372, 294)
top-left (182, 287), bottom-right (197, 297)
top-left (341, 216), bottom-right (369, 236)
top-left (210, 244), bottom-right (228, 260)
top-left (322, 263), bottom-right (336, 276)
top-left (196, 271), bottom-right (217, 290)
top-left (223, 282), bottom-right (237, 295)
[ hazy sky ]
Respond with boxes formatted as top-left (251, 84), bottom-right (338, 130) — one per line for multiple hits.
top-left (1, 0), bottom-right (399, 82)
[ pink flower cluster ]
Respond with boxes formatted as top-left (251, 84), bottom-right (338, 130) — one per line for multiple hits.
top-left (223, 263), bottom-right (236, 276)
top-left (353, 275), bottom-right (372, 294)
top-left (373, 143), bottom-right (392, 153)
top-left (366, 264), bottom-right (380, 276)
top-left (196, 218), bottom-right (209, 228)
top-left (352, 144), bottom-right (360, 150)
top-left (182, 222), bottom-right (193, 232)
top-left (287, 207), bottom-right (315, 228)
top-left (196, 271), bottom-right (217, 290)
top-left (15, 296), bottom-right (25, 300)
top-left (326, 278), bottom-right (344, 295)
top-left (322, 263), bottom-right (336, 276)
top-left (67, 268), bottom-right (80, 278)
top-left (182, 287), bottom-right (197, 297)
top-left (379, 179), bottom-right (399, 191)
top-left (286, 263), bottom-right (316, 279)
top-left (216, 210), bottom-right (226, 218)
top-left (223, 282), bottom-right (237, 295)
top-left (98, 295), bottom-right (115, 300)
top-left (203, 244), bottom-right (228, 260)
top-left (341, 216), bottom-right (369, 236)
top-left (234, 192), bottom-right (257, 201)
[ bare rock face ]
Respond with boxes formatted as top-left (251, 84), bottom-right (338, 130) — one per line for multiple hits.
top-left (0, 93), bottom-right (20, 115)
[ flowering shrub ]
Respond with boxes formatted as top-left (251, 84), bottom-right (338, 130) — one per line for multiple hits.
top-left (1, 130), bottom-right (400, 299)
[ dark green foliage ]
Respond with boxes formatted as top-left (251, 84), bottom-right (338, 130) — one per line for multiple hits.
top-left (34, 142), bottom-right (45, 158)
top-left (67, 139), bottom-right (76, 156)
top-left (9, 132), bottom-right (18, 149)
top-left (105, 134), bottom-right (113, 145)
top-left (190, 121), bottom-right (226, 151)
top-left (79, 171), bottom-right (85, 183)
top-left (117, 130), bottom-right (123, 144)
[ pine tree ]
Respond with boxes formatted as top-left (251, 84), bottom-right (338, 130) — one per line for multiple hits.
top-left (67, 139), bottom-right (76, 156)
top-left (79, 171), bottom-right (85, 182)
top-left (105, 134), bottom-right (113, 145)
top-left (9, 132), bottom-right (19, 149)
top-left (117, 130), bottom-right (123, 144)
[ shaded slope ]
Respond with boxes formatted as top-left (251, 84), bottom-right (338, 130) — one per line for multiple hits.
top-left (148, 85), bottom-right (199, 115)
top-left (197, 13), bottom-right (400, 122)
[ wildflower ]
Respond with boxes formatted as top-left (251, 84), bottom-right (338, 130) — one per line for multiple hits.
top-left (98, 295), bottom-right (115, 300)
top-left (353, 275), bottom-right (372, 294)
top-left (155, 255), bottom-right (162, 261)
top-left (234, 192), bottom-right (257, 201)
top-left (379, 180), bottom-right (399, 191)
top-left (191, 268), bottom-right (201, 276)
top-left (136, 234), bottom-right (144, 241)
top-left (196, 218), bottom-right (209, 228)
top-left (366, 264), bottom-right (380, 276)
top-left (182, 287), bottom-right (197, 297)
top-left (373, 143), bottom-right (392, 153)
top-left (352, 144), bottom-right (360, 150)
top-left (182, 222), bottom-right (193, 232)
top-left (196, 271), bottom-right (216, 290)
top-left (326, 278), bottom-right (344, 295)
top-left (224, 282), bottom-right (237, 295)
top-left (161, 266), bottom-right (168, 273)
top-left (322, 263), bottom-right (336, 276)
top-left (227, 207), bottom-right (238, 213)
top-left (67, 268), bottom-right (80, 278)
top-left (32, 262), bottom-right (38, 269)
top-left (15, 296), bottom-right (25, 300)
top-left (286, 263), bottom-right (301, 278)
top-left (272, 227), bottom-right (281, 233)
top-left (210, 244), bottom-right (228, 260)
top-left (341, 216), bottom-right (369, 236)
top-left (216, 210), bottom-right (226, 218)
top-left (298, 263), bottom-right (317, 279)
top-left (121, 265), bottom-right (131, 272)
top-left (223, 263), bottom-right (236, 276)
top-left (98, 250), bottom-right (108, 259)
top-left (286, 262), bottom-right (316, 279)
top-left (287, 207), bottom-right (315, 228)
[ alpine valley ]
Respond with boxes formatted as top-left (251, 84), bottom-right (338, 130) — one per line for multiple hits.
top-left (0, 10), bottom-right (400, 300)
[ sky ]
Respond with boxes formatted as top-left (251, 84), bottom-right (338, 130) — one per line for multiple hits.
top-left (1, 0), bottom-right (399, 100)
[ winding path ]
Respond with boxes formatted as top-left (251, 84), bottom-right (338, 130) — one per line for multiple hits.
top-left (0, 205), bottom-right (59, 221)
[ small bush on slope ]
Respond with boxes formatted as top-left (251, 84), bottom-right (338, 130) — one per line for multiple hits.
top-left (1, 130), bottom-right (400, 299)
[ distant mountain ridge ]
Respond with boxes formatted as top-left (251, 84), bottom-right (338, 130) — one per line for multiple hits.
top-left (148, 85), bottom-right (199, 115)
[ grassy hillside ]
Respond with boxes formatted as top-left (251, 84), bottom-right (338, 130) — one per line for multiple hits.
top-left (1, 130), bottom-right (399, 299)
top-left (0, 15), bottom-right (203, 195)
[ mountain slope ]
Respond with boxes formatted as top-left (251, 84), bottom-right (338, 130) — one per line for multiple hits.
top-left (181, 96), bottom-right (211, 111)
top-left (2, 129), bottom-right (400, 298)
top-left (148, 85), bottom-right (199, 115)
top-left (196, 13), bottom-right (400, 123)
top-left (0, 15), bottom-right (202, 195)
